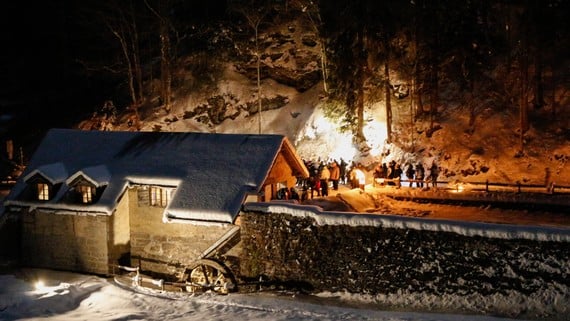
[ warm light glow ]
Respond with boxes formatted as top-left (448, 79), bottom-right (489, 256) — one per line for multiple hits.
top-left (355, 169), bottom-right (366, 184)
top-left (329, 134), bottom-right (358, 161)
top-left (450, 183), bottom-right (465, 193)
top-left (37, 183), bottom-right (49, 200)
top-left (78, 185), bottom-right (93, 203)
top-left (363, 120), bottom-right (388, 157)
top-left (298, 112), bottom-right (359, 161)
top-left (35, 280), bottom-right (45, 291)
top-left (296, 107), bottom-right (389, 163)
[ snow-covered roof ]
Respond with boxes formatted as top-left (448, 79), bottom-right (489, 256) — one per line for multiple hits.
top-left (4, 128), bottom-right (308, 224)
top-left (23, 162), bottom-right (68, 185)
top-left (65, 164), bottom-right (111, 188)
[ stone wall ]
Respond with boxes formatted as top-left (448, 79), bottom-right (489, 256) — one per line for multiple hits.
top-left (15, 192), bottom-right (131, 275)
top-left (238, 206), bottom-right (570, 317)
top-left (128, 188), bottom-right (239, 280)
top-left (21, 210), bottom-right (111, 275)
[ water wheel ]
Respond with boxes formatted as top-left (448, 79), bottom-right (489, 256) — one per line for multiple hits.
top-left (185, 259), bottom-right (235, 294)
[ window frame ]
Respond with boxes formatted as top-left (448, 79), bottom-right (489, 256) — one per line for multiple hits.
top-left (37, 182), bottom-right (50, 201)
top-left (149, 186), bottom-right (171, 207)
top-left (77, 184), bottom-right (95, 204)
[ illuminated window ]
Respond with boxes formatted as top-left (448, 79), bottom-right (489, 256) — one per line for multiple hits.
top-left (37, 183), bottom-right (50, 201)
top-left (150, 186), bottom-right (170, 207)
top-left (78, 185), bottom-right (94, 204)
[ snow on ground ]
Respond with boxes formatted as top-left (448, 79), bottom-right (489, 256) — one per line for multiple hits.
top-left (0, 268), bottom-right (538, 321)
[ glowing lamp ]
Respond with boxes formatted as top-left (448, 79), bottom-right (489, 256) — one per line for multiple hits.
top-left (355, 169), bottom-right (366, 184)
top-left (452, 183), bottom-right (465, 193)
top-left (35, 280), bottom-right (45, 291)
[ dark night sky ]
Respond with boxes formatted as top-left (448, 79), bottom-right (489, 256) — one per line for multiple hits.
top-left (0, 2), bottom-right (98, 152)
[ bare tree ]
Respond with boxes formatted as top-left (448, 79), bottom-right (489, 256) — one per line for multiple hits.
top-left (517, 2), bottom-right (531, 153)
top-left (231, 0), bottom-right (271, 134)
top-left (145, 0), bottom-right (175, 114)
top-left (108, 6), bottom-right (143, 108)
top-left (384, 45), bottom-right (393, 144)
top-left (78, 1), bottom-right (147, 124)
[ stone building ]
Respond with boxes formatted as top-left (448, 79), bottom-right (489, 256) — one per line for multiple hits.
top-left (0, 128), bottom-right (308, 279)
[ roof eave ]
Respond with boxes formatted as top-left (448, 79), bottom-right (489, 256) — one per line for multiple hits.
top-left (280, 137), bottom-right (310, 178)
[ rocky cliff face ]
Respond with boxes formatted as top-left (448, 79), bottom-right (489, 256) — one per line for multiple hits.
top-left (184, 16), bottom-right (323, 126)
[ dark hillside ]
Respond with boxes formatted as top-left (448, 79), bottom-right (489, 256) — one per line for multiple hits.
top-left (0, 1), bottom-right (568, 186)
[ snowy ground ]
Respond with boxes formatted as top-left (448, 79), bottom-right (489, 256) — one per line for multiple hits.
top-left (0, 268), bottom-right (545, 321)
top-left (303, 183), bottom-right (570, 228)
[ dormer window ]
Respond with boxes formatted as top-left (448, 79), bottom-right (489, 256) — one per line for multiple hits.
top-left (150, 186), bottom-right (171, 207)
top-left (21, 162), bottom-right (67, 202)
top-left (64, 166), bottom-right (110, 205)
top-left (78, 185), bottom-right (95, 203)
top-left (37, 183), bottom-right (50, 201)
top-left (64, 176), bottom-right (106, 205)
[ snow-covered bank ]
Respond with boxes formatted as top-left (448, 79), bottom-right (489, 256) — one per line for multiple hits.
top-left (243, 202), bottom-right (570, 242)
top-left (0, 268), bottom-right (544, 321)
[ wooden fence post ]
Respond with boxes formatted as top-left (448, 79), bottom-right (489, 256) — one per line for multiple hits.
top-left (485, 179), bottom-right (489, 192)
top-left (517, 182), bottom-right (521, 193)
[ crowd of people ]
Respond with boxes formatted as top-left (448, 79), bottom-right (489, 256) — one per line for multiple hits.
top-left (372, 160), bottom-right (440, 188)
top-left (300, 158), bottom-right (348, 200)
top-left (277, 157), bottom-right (441, 202)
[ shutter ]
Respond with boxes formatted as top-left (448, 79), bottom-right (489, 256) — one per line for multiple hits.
top-left (137, 186), bottom-right (150, 206)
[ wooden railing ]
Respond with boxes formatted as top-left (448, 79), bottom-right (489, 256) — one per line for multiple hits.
top-left (379, 178), bottom-right (570, 195)
top-left (445, 180), bottom-right (570, 194)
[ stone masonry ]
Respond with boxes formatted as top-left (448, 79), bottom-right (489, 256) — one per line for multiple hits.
top-left (238, 209), bottom-right (570, 318)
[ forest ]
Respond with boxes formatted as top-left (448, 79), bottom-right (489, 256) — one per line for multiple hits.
top-left (2, 0), bottom-right (569, 155)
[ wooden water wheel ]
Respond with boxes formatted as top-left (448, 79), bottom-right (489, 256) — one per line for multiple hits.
top-left (185, 259), bottom-right (235, 294)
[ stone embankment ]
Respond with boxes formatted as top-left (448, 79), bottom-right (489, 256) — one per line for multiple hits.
top-left (238, 202), bottom-right (570, 319)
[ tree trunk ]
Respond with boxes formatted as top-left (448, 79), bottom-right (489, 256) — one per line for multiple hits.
top-left (384, 53), bottom-right (392, 144)
top-left (111, 27), bottom-right (137, 107)
top-left (533, 41), bottom-right (544, 109)
top-left (519, 4), bottom-right (530, 152)
top-left (160, 21), bottom-right (172, 113)
top-left (356, 66), bottom-right (365, 144)
top-left (551, 67), bottom-right (557, 118)
top-left (519, 50), bottom-right (529, 152)
top-left (430, 57), bottom-right (438, 132)
top-left (256, 25), bottom-right (262, 134)
top-left (128, 2), bottom-right (143, 106)
top-left (319, 42), bottom-right (329, 94)
top-left (410, 76), bottom-right (415, 150)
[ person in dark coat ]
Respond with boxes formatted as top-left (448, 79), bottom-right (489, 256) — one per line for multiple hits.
top-left (405, 163), bottom-right (415, 187)
top-left (289, 187), bottom-right (300, 200)
top-left (429, 162), bottom-right (439, 188)
top-left (339, 158), bottom-right (348, 185)
top-left (415, 163), bottom-right (425, 188)
top-left (381, 163), bottom-right (388, 179)
top-left (393, 163), bottom-right (403, 188)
